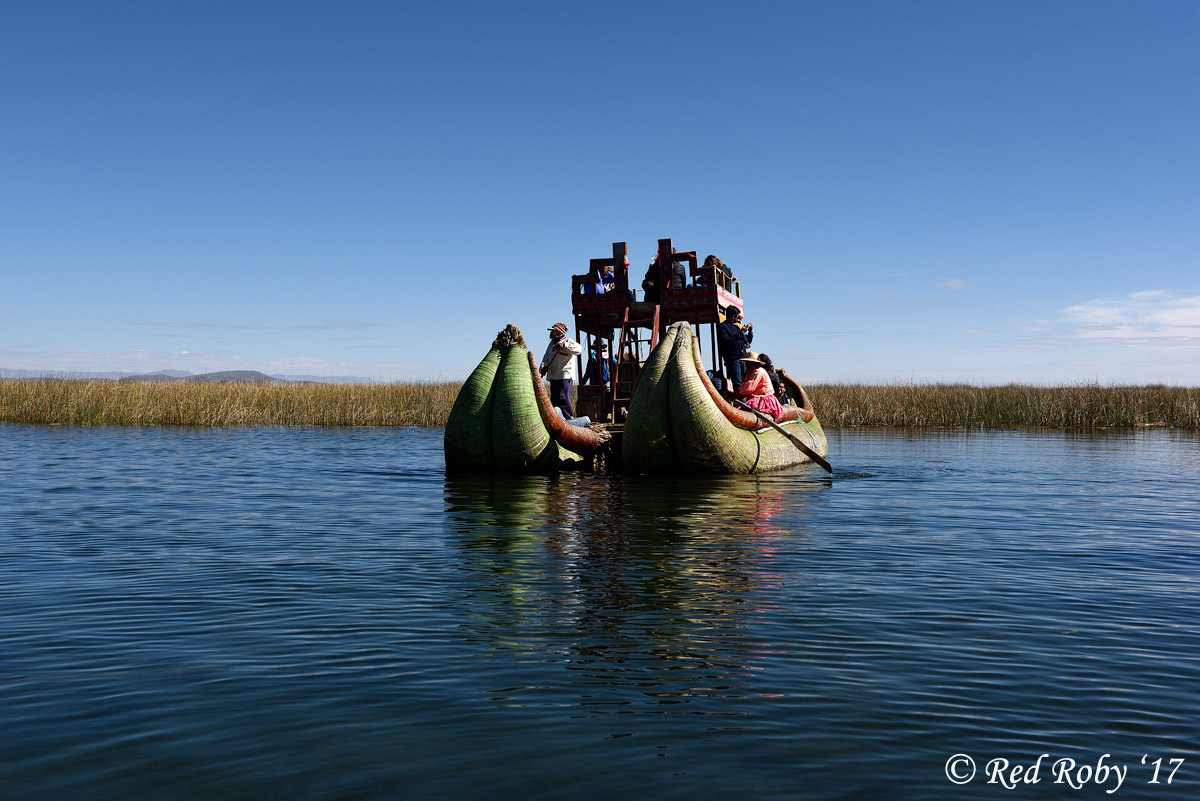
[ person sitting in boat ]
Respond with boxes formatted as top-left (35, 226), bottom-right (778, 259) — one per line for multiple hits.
top-left (584, 264), bottom-right (616, 296)
top-left (642, 248), bottom-right (685, 301)
top-left (584, 269), bottom-right (603, 295)
top-left (600, 264), bottom-right (617, 294)
top-left (758, 355), bottom-right (818, 423)
top-left (667, 250), bottom-right (687, 290)
top-left (700, 255), bottom-right (735, 290)
top-left (717, 306), bottom-right (753, 392)
top-left (737, 352), bottom-right (784, 420)
top-left (641, 259), bottom-right (661, 303)
top-left (757, 353), bottom-right (786, 402)
top-left (540, 322), bottom-right (582, 418)
top-left (555, 406), bottom-right (592, 427)
top-left (582, 340), bottom-right (613, 386)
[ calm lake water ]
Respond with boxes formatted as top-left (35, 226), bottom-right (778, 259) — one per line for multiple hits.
top-left (1, 425), bottom-right (1197, 800)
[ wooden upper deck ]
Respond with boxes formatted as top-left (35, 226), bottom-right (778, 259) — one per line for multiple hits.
top-left (571, 239), bottom-right (743, 335)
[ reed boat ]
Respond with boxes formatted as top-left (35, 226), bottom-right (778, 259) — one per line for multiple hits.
top-left (622, 322), bottom-right (827, 473)
top-left (444, 325), bottom-right (609, 471)
top-left (446, 238), bottom-right (828, 474)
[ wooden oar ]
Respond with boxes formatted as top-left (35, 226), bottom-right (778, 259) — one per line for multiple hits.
top-left (735, 398), bottom-right (833, 474)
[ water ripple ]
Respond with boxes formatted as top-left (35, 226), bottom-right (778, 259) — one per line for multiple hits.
top-left (1, 426), bottom-right (1197, 799)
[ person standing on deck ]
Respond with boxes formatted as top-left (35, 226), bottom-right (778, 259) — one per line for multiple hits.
top-left (540, 322), bottom-right (582, 418)
top-left (717, 306), bottom-right (753, 391)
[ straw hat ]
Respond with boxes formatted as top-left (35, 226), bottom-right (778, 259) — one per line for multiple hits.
top-left (739, 351), bottom-right (763, 364)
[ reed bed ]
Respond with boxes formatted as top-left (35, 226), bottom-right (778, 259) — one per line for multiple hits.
top-left (1, 378), bottom-right (1196, 428)
top-left (806, 383), bottom-right (1200, 429)
top-left (0, 379), bottom-right (460, 428)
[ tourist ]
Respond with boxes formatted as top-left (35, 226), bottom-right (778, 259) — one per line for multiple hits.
top-left (717, 306), bottom-right (753, 391)
top-left (600, 264), bottom-right (616, 294)
top-left (555, 407), bottom-right (592, 427)
top-left (757, 353), bottom-right (785, 401)
top-left (583, 339), bottom-right (612, 386)
top-left (584, 270), bottom-right (604, 295)
top-left (641, 259), bottom-right (661, 303)
top-left (539, 322), bottom-right (582, 418)
top-left (668, 251), bottom-right (687, 290)
top-left (737, 352), bottom-right (784, 420)
top-left (702, 254), bottom-right (734, 290)
top-left (642, 248), bottom-right (685, 301)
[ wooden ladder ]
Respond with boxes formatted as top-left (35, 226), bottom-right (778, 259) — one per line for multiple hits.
top-left (611, 303), bottom-right (660, 419)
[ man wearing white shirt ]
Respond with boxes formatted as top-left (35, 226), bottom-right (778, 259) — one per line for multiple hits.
top-left (539, 321), bottom-right (582, 419)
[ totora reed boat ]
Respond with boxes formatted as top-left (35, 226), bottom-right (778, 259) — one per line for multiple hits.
top-left (621, 322), bottom-right (827, 473)
top-left (444, 322), bottom-right (826, 474)
top-left (444, 324), bottom-right (609, 471)
top-left (444, 238), bottom-right (828, 474)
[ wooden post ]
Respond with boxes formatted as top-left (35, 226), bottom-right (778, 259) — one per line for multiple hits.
top-left (656, 238), bottom-right (671, 337)
top-left (575, 324), bottom-right (583, 389)
top-left (612, 241), bottom-right (628, 296)
top-left (711, 324), bottom-right (719, 384)
top-left (657, 238), bottom-right (671, 293)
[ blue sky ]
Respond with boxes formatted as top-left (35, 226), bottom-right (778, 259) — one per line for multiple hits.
top-left (2, 1), bottom-right (1197, 383)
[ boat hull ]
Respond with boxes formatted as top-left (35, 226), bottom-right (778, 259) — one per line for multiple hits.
top-left (622, 323), bottom-right (827, 473)
top-left (444, 326), bottom-right (605, 472)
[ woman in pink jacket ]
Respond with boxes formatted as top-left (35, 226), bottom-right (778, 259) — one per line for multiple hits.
top-left (737, 352), bottom-right (785, 420)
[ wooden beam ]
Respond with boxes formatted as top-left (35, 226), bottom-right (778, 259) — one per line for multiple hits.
top-left (612, 241), bottom-right (629, 294)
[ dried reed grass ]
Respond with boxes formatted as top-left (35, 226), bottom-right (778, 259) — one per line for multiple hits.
top-left (1, 379), bottom-right (1196, 428)
top-left (0, 379), bottom-right (460, 427)
top-left (805, 383), bottom-right (1200, 428)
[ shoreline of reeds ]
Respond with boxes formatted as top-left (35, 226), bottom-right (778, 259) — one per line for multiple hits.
top-left (1, 378), bottom-right (1197, 429)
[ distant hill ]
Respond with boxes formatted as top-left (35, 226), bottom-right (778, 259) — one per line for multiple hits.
top-left (118, 370), bottom-right (285, 384)
top-left (187, 370), bottom-right (285, 384)
top-left (3, 367), bottom-right (377, 384)
top-left (118, 371), bottom-right (188, 383)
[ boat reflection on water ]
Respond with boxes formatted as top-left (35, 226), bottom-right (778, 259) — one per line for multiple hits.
top-left (442, 471), bottom-right (831, 720)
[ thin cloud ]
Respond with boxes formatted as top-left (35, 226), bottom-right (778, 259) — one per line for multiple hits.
top-left (0, 347), bottom-right (240, 373)
top-left (135, 320), bottom-right (385, 331)
top-left (1063, 291), bottom-right (1200, 340)
top-left (939, 279), bottom-right (971, 290)
top-left (834, 300), bottom-right (923, 312)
